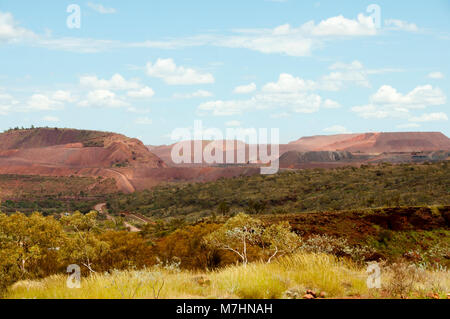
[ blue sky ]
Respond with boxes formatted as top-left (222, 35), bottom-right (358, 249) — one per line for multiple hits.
top-left (0, 0), bottom-right (449, 144)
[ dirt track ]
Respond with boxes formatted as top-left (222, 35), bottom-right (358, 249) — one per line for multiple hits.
top-left (94, 203), bottom-right (140, 232)
top-left (104, 169), bottom-right (136, 193)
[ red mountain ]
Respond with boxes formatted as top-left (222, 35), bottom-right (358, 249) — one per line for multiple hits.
top-left (289, 132), bottom-right (450, 153)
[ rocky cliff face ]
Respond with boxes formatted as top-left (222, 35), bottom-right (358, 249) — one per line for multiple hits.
top-left (279, 151), bottom-right (354, 168)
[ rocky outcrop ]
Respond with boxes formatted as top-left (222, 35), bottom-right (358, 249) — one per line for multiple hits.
top-left (279, 151), bottom-right (354, 168)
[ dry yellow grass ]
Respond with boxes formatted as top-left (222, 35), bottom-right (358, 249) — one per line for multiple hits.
top-left (6, 253), bottom-right (449, 299)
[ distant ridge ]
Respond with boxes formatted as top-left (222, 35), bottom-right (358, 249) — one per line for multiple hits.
top-left (0, 129), bottom-right (449, 193)
top-left (289, 132), bottom-right (450, 153)
top-left (148, 132), bottom-right (450, 166)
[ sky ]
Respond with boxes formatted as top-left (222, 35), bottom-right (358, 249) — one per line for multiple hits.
top-left (0, 0), bottom-right (449, 145)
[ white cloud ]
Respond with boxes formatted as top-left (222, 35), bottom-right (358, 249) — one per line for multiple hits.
top-left (198, 100), bottom-right (254, 116)
top-left (225, 120), bottom-right (242, 127)
top-left (428, 72), bottom-right (444, 79)
top-left (270, 112), bottom-right (290, 119)
top-left (262, 74), bottom-right (316, 92)
top-left (323, 125), bottom-right (351, 134)
top-left (198, 91), bottom-right (322, 116)
top-left (0, 12), bottom-right (174, 52)
top-left (35, 37), bottom-right (118, 53)
top-left (146, 58), bottom-right (214, 85)
top-left (127, 87), bottom-right (155, 98)
top-left (173, 90), bottom-right (213, 99)
top-left (384, 19), bottom-right (418, 32)
top-left (135, 117), bottom-right (153, 125)
top-left (0, 10), bottom-right (415, 57)
top-left (43, 115), bottom-right (60, 122)
top-left (258, 60), bottom-right (382, 94)
top-left (87, 3), bottom-right (117, 14)
top-left (260, 92), bottom-right (323, 114)
top-left (78, 90), bottom-right (128, 108)
top-left (365, 68), bottom-right (404, 75)
top-left (351, 104), bottom-right (395, 119)
top-left (371, 85), bottom-right (446, 108)
top-left (52, 90), bottom-right (76, 102)
top-left (220, 14), bottom-right (377, 57)
top-left (0, 93), bottom-right (11, 99)
top-left (323, 99), bottom-right (341, 108)
top-left (126, 106), bottom-right (150, 114)
top-left (0, 93), bottom-right (16, 103)
top-left (0, 105), bottom-right (11, 115)
top-left (0, 11), bottom-right (35, 43)
top-left (321, 60), bottom-right (370, 90)
top-left (329, 61), bottom-right (364, 70)
top-left (198, 70), bottom-right (360, 116)
top-left (260, 62), bottom-right (373, 95)
top-left (409, 112), bottom-right (448, 122)
top-left (0, 91), bottom-right (74, 114)
top-left (245, 14), bottom-right (377, 37)
top-left (218, 33), bottom-right (314, 57)
top-left (352, 85), bottom-right (447, 119)
top-left (308, 14), bottom-right (377, 36)
top-left (0, 12), bottom-right (113, 53)
top-left (0, 93), bottom-right (16, 115)
top-left (80, 74), bottom-right (154, 100)
top-left (233, 83), bottom-right (257, 94)
top-left (27, 94), bottom-right (63, 111)
top-left (80, 74), bottom-right (141, 90)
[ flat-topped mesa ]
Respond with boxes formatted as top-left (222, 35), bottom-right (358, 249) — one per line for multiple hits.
top-left (0, 127), bottom-right (112, 150)
top-left (289, 132), bottom-right (450, 153)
